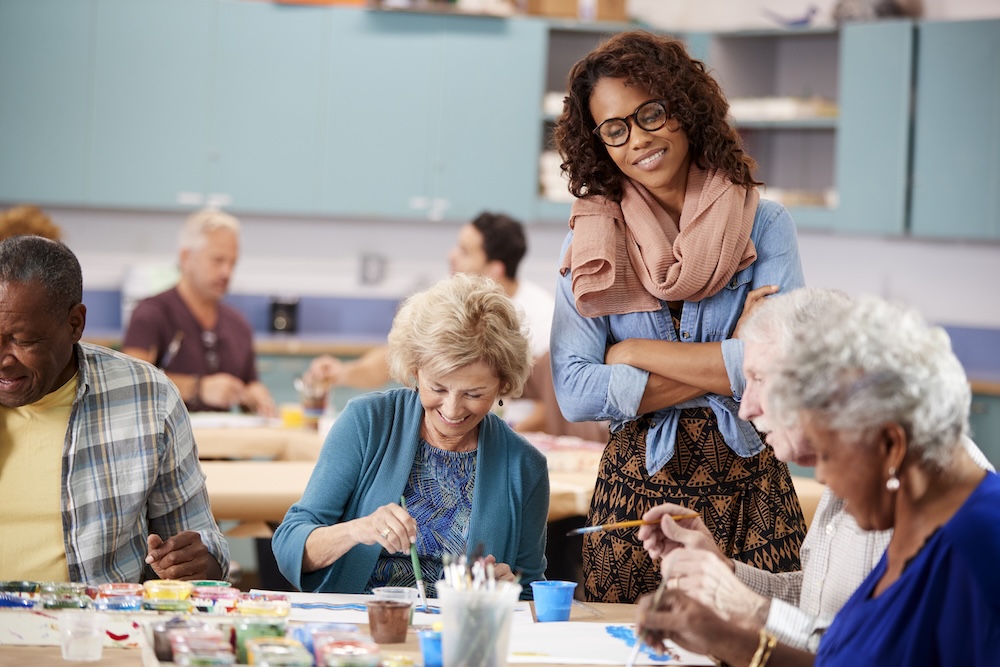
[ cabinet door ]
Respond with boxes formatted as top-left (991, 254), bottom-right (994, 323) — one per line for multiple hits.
top-left (210, 2), bottom-right (329, 214)
top-left (0, 0), bottom-right (93, 204)
top-left (434, 16), bottom-right (546, 223)
top-left (89, 0), bottom-right (214, 208)
top-left (323, 9), bottom-right (438, 219)
top-left (970, 394), bottom-right (1000, 471)
top-left (835, 20), bottom-right (912, 236)
top-left (910, 19), bottom-right (1000, 240)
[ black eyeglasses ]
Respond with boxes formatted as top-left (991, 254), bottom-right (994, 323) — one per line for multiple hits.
top-left (202, 330), bottom-right (219, 374)
top-left (592, 100), bottom-right (671, 147)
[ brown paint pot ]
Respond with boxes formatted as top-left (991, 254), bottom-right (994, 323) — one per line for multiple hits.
top-left (366, 600), bottom-right (411, 644)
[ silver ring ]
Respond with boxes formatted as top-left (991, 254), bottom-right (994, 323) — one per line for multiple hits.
top-left (379, 528), bottom-right (390, 539)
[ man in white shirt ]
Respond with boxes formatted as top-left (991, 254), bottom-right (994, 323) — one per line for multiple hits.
top-left (306, 212), bottom-right (606, 440)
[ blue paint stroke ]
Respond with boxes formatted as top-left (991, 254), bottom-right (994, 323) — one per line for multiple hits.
top-left (291, 602), bottom-right (441, 614)
top-left (605, 625), bottom-right (676, 663)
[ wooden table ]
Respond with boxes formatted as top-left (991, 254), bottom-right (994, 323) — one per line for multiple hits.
top-left (200, 461), bottom-right (606, 525)
top-left (194, 426), bottom-right (321, 461)
top-left (196, 427), bottom-right (825, 529)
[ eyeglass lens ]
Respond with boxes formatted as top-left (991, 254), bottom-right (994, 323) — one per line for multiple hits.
top-left (202, 330), bottom-right (219, 374)
top-left (594, 100), bottom-right (669, 147)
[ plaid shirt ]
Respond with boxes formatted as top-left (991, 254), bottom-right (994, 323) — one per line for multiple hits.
top-left (62, 343), bottom-right (229, 583)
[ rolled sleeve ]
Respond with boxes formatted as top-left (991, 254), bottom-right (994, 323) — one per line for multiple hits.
top-left (721, 338), bottom-right (746, 399)
top-left (606, 363), bottom-right (649, 420)
top-left (766, 599), bottom-right (829, 652)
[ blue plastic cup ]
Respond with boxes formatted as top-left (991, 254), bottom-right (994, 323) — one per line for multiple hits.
top-left (530, 580), bottom-right (577, 622)
top-left (418, 629), bottom-right (443, 667)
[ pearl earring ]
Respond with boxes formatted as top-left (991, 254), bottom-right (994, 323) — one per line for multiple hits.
top-left (886, 466), bottom-right (900, 492)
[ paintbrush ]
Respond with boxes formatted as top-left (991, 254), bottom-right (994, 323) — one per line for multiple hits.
top-left (400, 495), bottom-right (429, 611)
top-left (566, 514), bottom-right (700, 537)
top-left (627, 570), bottom-right (673, 667)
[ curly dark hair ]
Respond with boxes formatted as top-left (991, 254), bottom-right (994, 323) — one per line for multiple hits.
top-left (554, 31), bottom-right (760, 202)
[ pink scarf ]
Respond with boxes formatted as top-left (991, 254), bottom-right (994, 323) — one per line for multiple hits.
top-left (560, 165), bottom-right (759, 317)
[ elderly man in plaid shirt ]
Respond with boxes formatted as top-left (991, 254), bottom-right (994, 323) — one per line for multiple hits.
top-left (0, 235), bottom-right (228, 583)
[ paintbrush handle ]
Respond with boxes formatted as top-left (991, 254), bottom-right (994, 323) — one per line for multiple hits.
top-left (566, 514), bottom-right (700, 536)
top-left (400, 495), bottom-right (428, 608)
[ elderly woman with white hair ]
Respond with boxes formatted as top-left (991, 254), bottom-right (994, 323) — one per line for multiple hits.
top-left (633, 294), bottom-right (999, 666)
top-left (272, 273), bottom-right (549, 597)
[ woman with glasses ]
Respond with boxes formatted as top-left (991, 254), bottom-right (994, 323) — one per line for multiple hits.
top-left (551, 31), bottom-right (807, 603)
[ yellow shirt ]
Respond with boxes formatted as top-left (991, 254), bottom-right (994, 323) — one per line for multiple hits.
top-left (0, 374), bottom-right (77, 581)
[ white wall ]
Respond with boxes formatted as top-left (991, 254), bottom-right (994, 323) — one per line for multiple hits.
top-left (46, 206), bottom-right (1000, 330)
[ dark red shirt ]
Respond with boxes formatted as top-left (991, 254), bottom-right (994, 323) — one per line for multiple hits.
top-left (123, 287), bottom-right (258, 411)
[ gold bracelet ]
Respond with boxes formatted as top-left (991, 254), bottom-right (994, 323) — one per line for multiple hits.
top-left (748, 628), bottom-right (777, 667)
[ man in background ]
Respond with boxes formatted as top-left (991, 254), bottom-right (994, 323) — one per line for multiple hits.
top-left (305, 212), bottom-right (606, 439)
top-left (122, 209), bottom-right (276, 417)
top-left (0, 235), bottom-right (229, 582)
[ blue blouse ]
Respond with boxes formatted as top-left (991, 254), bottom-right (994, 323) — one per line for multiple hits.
top-left (550, 199), bottom-right (805, 474)
top-left (816, 473), bottom-right (1000, 666)
top-left (366, 440), bottom-right (476, 595)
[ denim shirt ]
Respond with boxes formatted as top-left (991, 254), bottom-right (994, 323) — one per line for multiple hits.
top-left (550, 198), bottom-right (805, 474)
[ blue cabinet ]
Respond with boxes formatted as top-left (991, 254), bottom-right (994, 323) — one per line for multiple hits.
top-left (324, 9), bottom-right (545, 222)
top-left (835, 20), bottom-right (912, 236)
top-left (89, 0), bottom-right (331, 213)
top-left (89, 0), bottom-right (214, 208)
top-left (970, 393), bottom-right (1000, 471)
top-left (210, 2), bottom-right (330, 214)
top-left (324, 10), bottom-right (439, 219)
top-left (0, 0), bottom-right (93, 204)
top-left (435, 17), bottom-right (546, 222)
top-left (910, 19), bottom-right (1000, 241)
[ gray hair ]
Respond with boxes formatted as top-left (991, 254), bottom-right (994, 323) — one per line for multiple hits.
top-left (740, 287), bottom-right (852, 352)
top-left (386, 273), bottom-right (532, 397)
top-left (0, 235), bottom-right (83, 314)
top-left (178, 209), bottom-right (240, 251)
top-left (769, 294), bottom-right (969, 470)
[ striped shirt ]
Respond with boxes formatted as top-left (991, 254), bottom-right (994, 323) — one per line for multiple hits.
top-left (60, 343), bottom-right (229, 583)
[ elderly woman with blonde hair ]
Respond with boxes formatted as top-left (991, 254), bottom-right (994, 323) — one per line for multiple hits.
top-left (273, 273), bottom-right (549, 597)
top-left (634, 295), bottom-right (1000, 666)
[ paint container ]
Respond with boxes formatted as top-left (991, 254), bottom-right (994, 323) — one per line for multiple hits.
top-left (237, 592), bottom-right (291, 617)
top-left (418, 629), bottom-right (443, 667)
top-left (289, 622), bottom-right (359, 661)
top-left (192, 585), bottom-right (240, 614)
top-left (0, 580), bottom-right (40, 599)
top-left (143, 579), bottom-right (194, 600)
top-left (529, 580), bottom-right (577, 622)
top-left (151, 617), bottom-right (202, 663)
top-left (366, 601), bottom-right (410, 644)
top-left (95, 583), bottom-right (144, 611)
top-left (371, 587), bottom-right (419, 625)
top-left (246, 637), bottom-right (312, 666)
top-left (234, 617), bottom-right (287, 664)
top-left (319, 636), bottom-right (380, 667)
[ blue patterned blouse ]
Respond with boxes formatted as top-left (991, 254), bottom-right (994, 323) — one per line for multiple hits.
top-left (365, 439), bottom-right (477, 596)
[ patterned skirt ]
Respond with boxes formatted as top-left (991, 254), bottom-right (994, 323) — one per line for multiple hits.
top-left (582, 409), bottom-right (806, 603)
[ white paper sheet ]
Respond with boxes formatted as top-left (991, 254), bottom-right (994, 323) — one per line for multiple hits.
top-left (507, 622), bottom-right (715, 665)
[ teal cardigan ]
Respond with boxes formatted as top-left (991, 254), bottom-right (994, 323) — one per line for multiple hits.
top-left (272, 388), bottom-right (549, 596)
